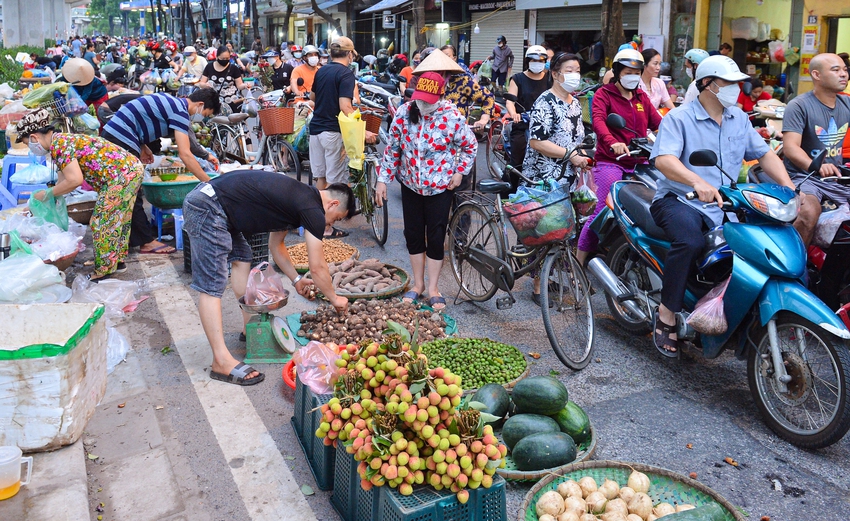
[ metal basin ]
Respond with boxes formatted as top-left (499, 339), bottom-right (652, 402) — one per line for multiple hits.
top-left (238, 292), bottom-right (289, 314)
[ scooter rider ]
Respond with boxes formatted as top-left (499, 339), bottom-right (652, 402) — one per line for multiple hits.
top-left (649, 55), bottom-right (795, 357)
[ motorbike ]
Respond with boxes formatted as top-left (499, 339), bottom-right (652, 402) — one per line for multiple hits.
top-left (587, 113), bottom-right (850, 448)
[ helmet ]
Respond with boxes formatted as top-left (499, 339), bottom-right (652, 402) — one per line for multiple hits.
top-left (147, 41), bottom-right (162, 52)
top-left (612, 48), bottom-right (644, 69)
top-left (183, 45), bottom-right (197, 55)
top-left (290, 45), bottom-right (302, 52)
top-left (684, 48), bottom-right (710, 65)
top-left (525, 45), bottom-right (547, 60)
top-left (496, 35), bottom-right (506, 44)
top-left (261, 49), bottom-right (279, 59)
top-left (61, 58), bottom-right (95, 85)
top-left (319, 48), bottom-right (329, 58)
top-left (165, 41), bottom-right (178, 53)
top-left (303, 45), bottom-right (319, 56)
top-left (695, 55), bottom-right (749, 82)
top-left (393, 53), bottom-right (408, 65)
top-left (206, 48), bottom-right (217, 61)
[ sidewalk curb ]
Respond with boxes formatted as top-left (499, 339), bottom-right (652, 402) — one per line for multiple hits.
top-left (14, 439), bottom-right (91, 521)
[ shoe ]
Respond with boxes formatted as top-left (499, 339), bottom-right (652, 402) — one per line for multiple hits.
top-left (115, 262), bottom-right (127, 273)
top-left (531, 292), bottom-right (553, 308)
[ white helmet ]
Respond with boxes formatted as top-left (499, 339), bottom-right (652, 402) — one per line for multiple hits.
top-left (61, 58), bottom-right (95, 85)
top-left (612, 48), bottom-right (644, 69)
top-left (695, 55), bottom-right (749, 82)
top-left (525, 45), bottom-right (547, 60)
top-left (303, 45), bottom-right (319, 56)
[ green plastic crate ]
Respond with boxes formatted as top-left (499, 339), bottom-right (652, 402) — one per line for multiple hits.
top-left (291, 377), bottom-right (336, 491)
top-left (332, 443), bottom-right (378, 521)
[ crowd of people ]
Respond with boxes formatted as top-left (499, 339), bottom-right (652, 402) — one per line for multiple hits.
top-left (13, 29), bottom-right (850, 382)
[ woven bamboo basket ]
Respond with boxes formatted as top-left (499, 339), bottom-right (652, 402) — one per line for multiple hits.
top-left (258, 107), bottom-right (296, 135)
top-left (363, 113), bottom-right (383, 135)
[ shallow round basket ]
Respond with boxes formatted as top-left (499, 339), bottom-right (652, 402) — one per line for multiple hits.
top-left (293, 240), bottom-right (359, 273)
top-left (142, 174), bottom-right (218, 210)
top-left (333, 263), bottom-right (411, 300)
top-left (45, 249), bottom-right (79, 271)
top-left (67, 200), bottom-right (96, 225)
top-left (519, 460), bottom-right (745, 521)
top-left (496, 424), bottom-right (596, 482)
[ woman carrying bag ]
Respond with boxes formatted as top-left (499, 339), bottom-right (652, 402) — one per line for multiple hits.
top-left (374, 72), bottom-right (478, 310)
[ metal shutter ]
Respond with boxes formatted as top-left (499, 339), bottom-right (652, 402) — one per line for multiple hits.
top-left (535, 4), bottom-right (640, 32)
top-left (469, 10), bottom-right (526, 63)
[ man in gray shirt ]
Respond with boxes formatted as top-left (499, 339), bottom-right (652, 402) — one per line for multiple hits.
top-left (490, 36), bottom-right (514, 93)
top-left (783, 53), bottom-right (850, 246)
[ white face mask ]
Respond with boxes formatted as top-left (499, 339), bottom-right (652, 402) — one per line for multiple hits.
top-left (711, 81), bottom-right (740, 108)
top-left (686, 67), bottom-right (694, 79)
top-left (28, 139), bottom-right (49, 156)
top-left (415, 99), bottom-right (440, 115)
top-left (192, 105), bottom-right (205, 122)
top-left (528, 62), bottom-right (545, 74)
top-left (307, 56), bottom-right (319, 67)
top-left (559, 72), bottom-right (581, 93)
top-left (293, 52), bottom-right (302, 59)
top-left (620, 74), bottom-right (641, 90)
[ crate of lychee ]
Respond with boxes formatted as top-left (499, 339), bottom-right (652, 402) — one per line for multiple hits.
top-left (521, 460), bottom-right (744, 521)
top-left (466, 376), bottom-right (596, 482)
top-left (292, 300), bottom-right (457, 346)
top-left (419, 338), bottom-right (529, 392)
top-left (316, 324), bottom-right (508, 521)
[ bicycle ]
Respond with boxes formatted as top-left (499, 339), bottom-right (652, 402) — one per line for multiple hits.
top-left (350, 109), bottom-right (391, 246)
top-left (447, 152), bottom-right (596, 370)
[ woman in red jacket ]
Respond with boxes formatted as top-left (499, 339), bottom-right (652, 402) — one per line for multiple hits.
top-left (576, 49), bottom-right (663, 266)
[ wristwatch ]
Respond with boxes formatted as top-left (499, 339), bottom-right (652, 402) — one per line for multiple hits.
top-left (292, 274), bottom-right (304, 285)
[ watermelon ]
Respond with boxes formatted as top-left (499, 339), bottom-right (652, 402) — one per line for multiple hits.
top-left (512, 376), bottom-right (568, 415)
top-left (501, 414), bottom-right (560, 450)
top-left (550, 401), bottom-right (591, 444)
top-left (511, 432), bottom-right (577, 471)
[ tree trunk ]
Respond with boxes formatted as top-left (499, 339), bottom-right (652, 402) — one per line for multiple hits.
top-left (188, 0), bottom-right (197, 41)
top-left (311, 0), bottom-right (341, 35)
top-left (412, 0), bottom-right (426, 50)
top-left (155, 0), bottom-right (164, 33)
top-left (600, 0), bottom-right (624, 64)
top-left (199, 0), bottom-right (211, 42)
top-left (282, 1), bottom-right (294, 43)
top-left (251, 0), bottom-right (260, 41)
top-left (148, 0), bottom-right (156, 36)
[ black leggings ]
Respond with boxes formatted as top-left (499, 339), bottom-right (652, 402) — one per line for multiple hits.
top-left (400, 182), bottom-right (455, 261)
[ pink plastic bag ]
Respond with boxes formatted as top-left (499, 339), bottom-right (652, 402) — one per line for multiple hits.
top-left (244, 261), bottom-right (287, 306)
top-left (686, 277), bottom-right (730, 335)
top-left (292, 341), bottom-right (340, 394)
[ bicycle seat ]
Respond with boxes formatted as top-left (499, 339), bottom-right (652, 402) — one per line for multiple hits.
top-left (228, 113), bottom-right (250, 124)
top-left (478, 179), bottom-right (512, 194)
top-left (209, 116), bottom-right (232, 125)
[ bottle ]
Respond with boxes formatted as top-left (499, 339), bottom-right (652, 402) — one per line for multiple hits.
top-left (780, 73), bottom-right (786, 87)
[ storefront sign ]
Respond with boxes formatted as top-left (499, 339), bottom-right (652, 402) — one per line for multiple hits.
top-left (808, 15), bottom-right (818, 24)
top-left (469, 0), bottom-right (515, 12)
top-left (800, 24), bottom-right (818, 80)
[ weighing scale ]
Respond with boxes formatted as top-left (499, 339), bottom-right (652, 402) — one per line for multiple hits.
top-left (238, 293), bottom-right (297, 364)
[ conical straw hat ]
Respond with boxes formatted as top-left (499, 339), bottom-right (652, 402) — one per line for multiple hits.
top-left (413, 48), bottom-right (464, 75)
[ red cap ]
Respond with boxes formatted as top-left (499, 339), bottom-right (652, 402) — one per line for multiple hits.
top-left (412, 72), bottom-right (445, 104)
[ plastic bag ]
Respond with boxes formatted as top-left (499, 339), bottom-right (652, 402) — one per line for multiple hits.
top-left (0, 83), bottom-right (14, 100)
top-left (291, 118), bottom-right (310, 154)
top-left (338, 110), bottom-right (365, 170)
top-left (10, 155), bottom-right (53, 184)
top-left (244, 261), bottom-right (287, 306)
top-left (65, 86), bottom-right (88, 117)
top-left (768, 40), bottom-right (785, 63)
top-left (0, 231), bottom-right (64, 302)
top-left (504, 180), bottom-right (576, 247)
top-left (686, 276), bottom-right (730, 335)
top-left (149, 69), bottom-right (162, 86)
top-left (0, 213), bottom-right (62, 241)
top-left (75, 113), bottom-right (100, 131)
top-left (814, 204), bottom-right (850, 249)
top-left (292, 340), bottom-right (340, 394)
top-left (571, 170), bottom-right (598, 217)
top-left (29, 188), bottom-right (69, 231)
top-left (478, 59), bottom-right (492, 80)
top-left (106, 327), bottom-right (130, 374)
top-left (31, 231), bottom-right (82, 261)
top-left (1, 99), bottom-right (25, 115)
top-left (70, 277), bottom-right (143, 322)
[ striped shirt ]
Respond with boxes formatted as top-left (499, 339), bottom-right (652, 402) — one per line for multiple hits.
top-left (102, 93), bottom-right (191, 154)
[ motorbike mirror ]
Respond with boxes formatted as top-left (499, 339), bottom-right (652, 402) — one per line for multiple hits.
top-left (502, 93), bottom-right (518, 103)
top-left (808, 149), bottom-right (827, 175)
top-left (689, 150), bottom-right (719, 167)
top-left (606, 113), bottom-right (627, 130)
top-left (404, 88), bottom-right (415, 99)
top-left (297, 77), bottom-right (304, 87)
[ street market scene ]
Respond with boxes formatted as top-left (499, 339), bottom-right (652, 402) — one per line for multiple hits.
top-left (2, 0), bottom-right (850, 520)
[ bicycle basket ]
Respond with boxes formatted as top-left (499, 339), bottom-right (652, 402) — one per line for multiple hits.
top-left (578, 94), bottom-right (593, 126)
top-left (363, 113), bottom-right (383, 135)
top-left (503, 183), bottom-right (576, 247)
top-left (258, 107), bottom-right (296, 135)
top-left (38, 97), bottom-right (70, 119)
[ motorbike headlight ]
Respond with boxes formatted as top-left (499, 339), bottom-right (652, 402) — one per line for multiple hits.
top-left (743, 190), bottom-right (799, 222)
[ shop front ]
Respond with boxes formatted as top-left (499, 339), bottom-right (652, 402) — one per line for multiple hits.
top-left (468, 1), bottom-right (524, 64)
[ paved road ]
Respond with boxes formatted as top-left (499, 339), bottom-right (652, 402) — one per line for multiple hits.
top-left (82, 151), bottom-right (850, 521)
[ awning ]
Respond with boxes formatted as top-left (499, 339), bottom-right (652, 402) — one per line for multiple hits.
top-left (291, 0), bottom-right (345, 15)
top-left (361, 0), bottom-right (409, 14)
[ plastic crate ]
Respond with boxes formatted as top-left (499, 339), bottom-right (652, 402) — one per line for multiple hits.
top-left (291, 376), bottom-right (336, 491)
top-left (248, 232), bottom-right (270, 267)
top-left (332, 442), bottom-right (508, 521)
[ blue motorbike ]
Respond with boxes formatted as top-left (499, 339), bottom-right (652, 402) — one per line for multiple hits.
top-left (587, 130), bottom-right (850, 448)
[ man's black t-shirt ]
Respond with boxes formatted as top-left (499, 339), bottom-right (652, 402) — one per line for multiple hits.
top-left (310, 61), bottom-right (355, 135)
top-left (209, 171), bottom-right (326, 237)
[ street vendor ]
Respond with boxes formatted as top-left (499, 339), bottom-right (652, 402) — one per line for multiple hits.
top-left (102, 89), bottom-right (219, 255)
top-left (59, 58), bottom-right (109, 109)
top-left (18, 108), bottom-right (145, 279)
top-left (183, 171), bottom-right (354, 386)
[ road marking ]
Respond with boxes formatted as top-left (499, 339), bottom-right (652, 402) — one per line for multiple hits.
top-left (140, 259), bottom-right (317, 521)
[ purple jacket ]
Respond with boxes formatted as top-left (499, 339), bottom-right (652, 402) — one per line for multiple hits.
top-left (491, 44), bottom-right (514, 73)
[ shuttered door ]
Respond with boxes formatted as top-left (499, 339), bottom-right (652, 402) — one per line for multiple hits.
top-left (535, 4), bottom-right (640, 32)
top-left (469, 10), bottom-right (526, 63)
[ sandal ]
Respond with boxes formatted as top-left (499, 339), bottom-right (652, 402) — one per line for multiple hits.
top-left (324, 227), bottom-right (349, 238)
top-left (653, 309), bottom-right (679, 358)
top-left (210, 362), bottom-right (265, 386)
top-left (428, 295), bottom-right (446, 311)
top-left (401, 290), bottom-right (420, 304)
top-left (140, 244), bottom-right (176, 254)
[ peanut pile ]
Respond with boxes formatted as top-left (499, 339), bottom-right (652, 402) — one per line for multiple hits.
top-left (288, 239), bottom-right (358, 267)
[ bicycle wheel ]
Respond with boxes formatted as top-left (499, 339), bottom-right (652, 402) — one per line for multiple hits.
top-left (266, 135), bottom-right (302, 179)
top-left (486, 120), bottom-right (507, 180)
top-left (541, 246), bottom-right (595, 370)
top-left (364, 159), bottom-right (388, 246)
top-left (211, 127), bottom-right (238, 162)
top-left (448, 203), bottom-right (503, 301)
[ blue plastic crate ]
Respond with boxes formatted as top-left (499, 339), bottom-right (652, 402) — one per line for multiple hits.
top-left (332, 441), bottom-right (508, 521)
top-left (291, 377), bottom-right (335, 491)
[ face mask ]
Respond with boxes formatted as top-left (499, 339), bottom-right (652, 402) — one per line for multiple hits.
top-left (191, 105), bottom-right (205, 122)
top-left (528, 62), bottom-right (546, 74)
top-left (545, 61), bottom-right (550, 70)
top-left (686, 67), bottom-right (694, 79)
top-left (294, 52), bottom-right (302, 59)
top-left (415, 99), bottom-right (440, 115)
top-left (559, 72), bottom-right (581, 93)
top-left (712, 81), bottom-right (740, 108)
top-left (307, 56), bottom-right (319, 67)
top-left (413, 60), bottom-right (420, 67)
top-left (28, 139), bottom-right (49, 156)
top-left (620, 74), bottom-right (641, 90)
top-left (217, 58), bottom-right (229, 66)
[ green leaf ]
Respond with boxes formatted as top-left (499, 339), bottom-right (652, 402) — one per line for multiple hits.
top-left (365, 466), bottom-right (378, 479)
top-left (467, 401), bottom-right (488, 411)
top-left (283, 456), bottom-right (296, 461)
top-left (301, 484), bottom-right (314, 496)
top-left (478, 412), bottom-right (501, 424)
top-left (549, 369), bottom-right (561, 376)
top-left (87, 453), bottom-right (99, 460)
top-left (374, 437), bottom-right (392, 448)
top-left (409, 381), bottom-right (425, 395)
top-left (385, 320), bottom-right (411, 342)
top-left (448, 418), bottom-right (459, 436)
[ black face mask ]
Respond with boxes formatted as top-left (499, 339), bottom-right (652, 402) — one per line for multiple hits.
top-left (217, 58), bottom-right (230, 66)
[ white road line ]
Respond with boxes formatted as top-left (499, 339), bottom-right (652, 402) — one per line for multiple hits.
top-left (140, 258), bottom-right (317, 521)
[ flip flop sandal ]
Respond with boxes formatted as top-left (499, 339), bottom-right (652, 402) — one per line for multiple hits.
top-left (210, 362), bottom-right (265, 386)
top-left (401, 290), bottom-right (420, 304)
top-left (140, 244), bottom-right (176, 254)
top-left (653, 309), bottom-right (680, 358)
top-left (428, 295), bottom-right (446, 311)
top-left (324, 227), bottom-right (349, 238)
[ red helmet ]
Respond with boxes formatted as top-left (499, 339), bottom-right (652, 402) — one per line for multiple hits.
top-left (290, 45), bottom-right (302, 52)
top-left (147, 41), bottom-right (162, 52)
top-left (206, 48), bottom-right (217, 61)
top-left (393, 53), bottom-right (408, 65)
top-left (164, 40), bottom-right (178, 53)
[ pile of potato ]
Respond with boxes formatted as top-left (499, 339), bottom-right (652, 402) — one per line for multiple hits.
top-left (288, 239), bottom-right (358, 267)
top-left (305, 258), bottom-right (404, 296)
top-left (535, 470), bottom-right (696, 521)
top-left (297, 300), bottom-right (448, 344)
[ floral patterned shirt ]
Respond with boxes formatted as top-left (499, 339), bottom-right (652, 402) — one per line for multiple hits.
top-left (377, 100), bottom-right (478, 196)
top-left (445, 73), bottom-right (496, 119)
top-left (522, 90), bottom-right (585, 185)
top-left (50, 133), bottom-right (142, 192)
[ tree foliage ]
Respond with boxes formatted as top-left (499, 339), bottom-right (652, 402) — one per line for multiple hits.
top-left (88, 0), bottom-right (123, 34)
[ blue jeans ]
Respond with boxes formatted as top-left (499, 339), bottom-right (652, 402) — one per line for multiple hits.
top-left (183, 183), bottom-right (252, 298)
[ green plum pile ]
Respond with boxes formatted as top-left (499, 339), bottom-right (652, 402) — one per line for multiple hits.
top-left (420, 338), bottom-right (527, 390)
top-left (315, 326), bottom-right (507, 502)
